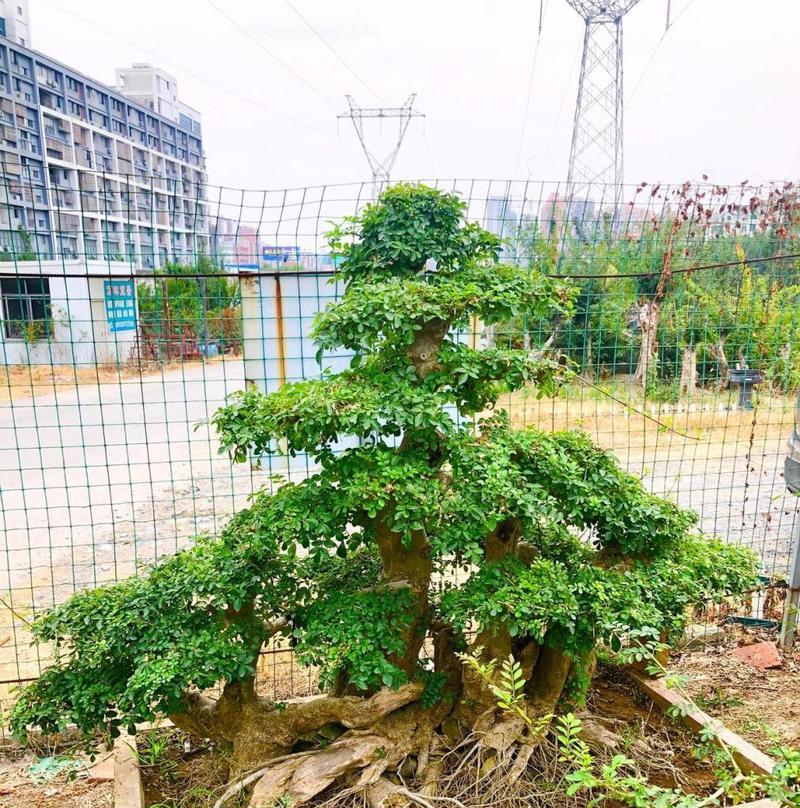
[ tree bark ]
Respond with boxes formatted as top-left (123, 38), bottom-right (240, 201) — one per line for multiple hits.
top-left (632, 300), bottom-right (660, 386)
top-left (709, 337), bottom-right (729, 390)
top-left (678, 345), bottom-right (697, 398)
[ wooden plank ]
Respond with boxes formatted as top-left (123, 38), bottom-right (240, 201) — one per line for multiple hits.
top-left (629, 671), bottom-right (777, 776)
top-left (113, 730), bottom-right (145, 808)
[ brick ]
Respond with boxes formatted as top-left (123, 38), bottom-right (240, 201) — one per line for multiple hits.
top-left (731, 641), bottom-right (782, 671)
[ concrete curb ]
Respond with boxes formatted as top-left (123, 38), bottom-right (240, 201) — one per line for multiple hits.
top-left (113, 730), bottom-right (144, 808)
top-left (628, 670), bottom-right (778, 776)
top-left (629, 672), bottom-right (784, 806)
top-left (735, 801), bottom-right (782, 808)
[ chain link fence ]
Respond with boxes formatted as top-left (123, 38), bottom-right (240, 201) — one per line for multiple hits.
top-left (1, 179), bottom-right (799, 721)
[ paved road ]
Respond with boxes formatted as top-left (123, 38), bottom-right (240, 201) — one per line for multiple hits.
top-left (0, 358), bottom-right (272, 683)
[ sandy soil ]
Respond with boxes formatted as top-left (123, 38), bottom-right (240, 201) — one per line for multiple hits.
top-left (0, 357), bottom-right (227, 404)
top-left (671, 637), bottom-right (800, 751)
top-left (0, 744), bottom-right (112, 808)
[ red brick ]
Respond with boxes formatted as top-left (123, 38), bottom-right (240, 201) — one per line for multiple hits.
top-left (731, 641), bottom-right (782, 670)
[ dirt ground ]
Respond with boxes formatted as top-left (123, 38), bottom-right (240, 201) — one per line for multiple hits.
top-left (671, 635), bottom-right (800, 751)
top-left (0, 740), bottom-right (113, 808)
top-left (0, 358), bottom-right (225, 403)
top-left (0, 658), bottom-right (761, 808)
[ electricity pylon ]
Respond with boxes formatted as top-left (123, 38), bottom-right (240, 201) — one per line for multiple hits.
top-left (564, 1), bottom-right (643, 204)
top-left (339, 94), bottom-right (423, 197)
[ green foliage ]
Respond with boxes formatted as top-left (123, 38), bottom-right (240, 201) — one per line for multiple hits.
top-left (462, 645), bottom-right (800, 807)
top-left (327, 182), bottom-right (501, 281)
top-left (0, 226), bottom-right (38, 262)
top-left (11, 184), bottom-right (760, 749)
top-left (294, 587), bottom-right (415, 691)
top-left (136, 247), bottom-right (241, 352)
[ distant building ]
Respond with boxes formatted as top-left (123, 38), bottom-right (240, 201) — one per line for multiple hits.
top-left (0, 31), bottom-right (210, 364)
top-left (0, 40), bottom-right (209, 264)
top-left (0, 0), bottom-right (32, 47)
top-left (115, 64), bottom-right (202, 137)
top-left (539, 194), bottom-right (596, 237)
top-left (299, 251), bottom-right (339, 272)
top-left (484, 196), bottom-right (518, 241)
top-left (211, 217), bottom-right (259, 270)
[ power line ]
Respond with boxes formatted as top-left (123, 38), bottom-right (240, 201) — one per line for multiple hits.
top-left (39, 0), bottom-right (336, 136)
top-left (513, 0), bottom-right (549, 179)
top-left (629, 0), bottom-right (700, 102)
top-left (284, 0), bottom-right (385, 104)
top-left (201, 0), bottom-right (340, 110)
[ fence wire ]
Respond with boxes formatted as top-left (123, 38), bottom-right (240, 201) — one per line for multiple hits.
top-left (1, 179), bottom-right (799, 720)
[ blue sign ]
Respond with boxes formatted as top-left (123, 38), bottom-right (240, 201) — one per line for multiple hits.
top-left (104, 279), bottom-right (137, 333)
top-left (262, 245), bottom-right (301, 264)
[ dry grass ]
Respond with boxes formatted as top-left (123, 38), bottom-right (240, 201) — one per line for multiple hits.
top-left (672, 640), bottom-right (800, 751)
top-left (504, 384), bottom-right (794, 457)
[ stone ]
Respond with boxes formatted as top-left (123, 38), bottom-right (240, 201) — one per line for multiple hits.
top-left (731, 641), bottom-right (782, 671)
top-left (682, 623), bottom-right (727, 650)
top-left (86, 751), bottom-right (115, 782)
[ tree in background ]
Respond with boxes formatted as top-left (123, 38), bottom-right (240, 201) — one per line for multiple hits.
top-left (510, 182), bottom-right (800, 396)
top-left (136, 244), bottom-right (241, 357)
top-left (0, 225), bottom-right (38, 262)
top-left (11, 186), bottom-right (759, 805)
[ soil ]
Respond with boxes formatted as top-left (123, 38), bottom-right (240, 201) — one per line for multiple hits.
top-left (132, 666), bottom-right (722, 808)
top-left (2, 649), bottom-right (794, 808)
top-left (589, 667), bottom-right (720, 795)
top-left (0, 732), bottom-right (113, 808)
top-left (671, 634), bottom-right (800, 751)
top-left (138, 727), bottom-right (231, 808)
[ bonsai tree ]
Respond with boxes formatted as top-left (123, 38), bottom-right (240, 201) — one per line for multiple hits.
top-left (11, 185), bottom-right (759, 806)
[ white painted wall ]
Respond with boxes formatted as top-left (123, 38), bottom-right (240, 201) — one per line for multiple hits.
top-left (0, 260), bottom-right (139, 366)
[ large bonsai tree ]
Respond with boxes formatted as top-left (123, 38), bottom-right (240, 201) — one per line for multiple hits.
top-left (11, 185), bottom-right (758, 806)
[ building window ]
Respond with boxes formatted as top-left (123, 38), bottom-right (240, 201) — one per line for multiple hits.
top-left (17, 7), bottom-right (24, 17)
top-left (1, 276), bottom-right (52, 340)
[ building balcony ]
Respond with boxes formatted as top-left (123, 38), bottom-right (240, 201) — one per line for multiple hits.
top-left (54, 192), bottom-right (77, 209)
top-left (55, 217), bottom-right (81, 232)
top-left (75, 147), bottom-right (93, 168)
top-left (1, 159), bottom-right (22, 177)
top-left (44, 128), bottom-right (70, 143)
top-left (39, 95), bottom-right (64, 114)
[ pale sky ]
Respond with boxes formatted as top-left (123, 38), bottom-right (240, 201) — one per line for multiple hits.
top-left (30, 0), bottom-right (800, 192)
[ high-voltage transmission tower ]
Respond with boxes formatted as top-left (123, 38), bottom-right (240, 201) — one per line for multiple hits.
top-left (564, 1), bottom-right (643, 204)
top-left (339, 94), bottom-right (424, 197)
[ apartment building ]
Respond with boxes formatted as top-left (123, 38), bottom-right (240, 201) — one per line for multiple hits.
top-left (0, 39), bottom-right (209, 269)
top-left (0, 0), bottom-right (32, 47)
top-left (210, 216), bottom-right (260, 270)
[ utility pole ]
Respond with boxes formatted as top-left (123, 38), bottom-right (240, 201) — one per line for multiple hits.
top-left (563, 1), bottom-right (643, 206)
top-left (339, 94), bottom-right (424, 198)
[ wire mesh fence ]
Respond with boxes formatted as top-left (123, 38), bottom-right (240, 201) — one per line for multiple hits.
top-left (1, 178), bottom-right (799, 721)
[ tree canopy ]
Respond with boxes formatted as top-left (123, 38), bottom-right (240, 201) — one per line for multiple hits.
top-left (10, 184), bottom-right (760, 806)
